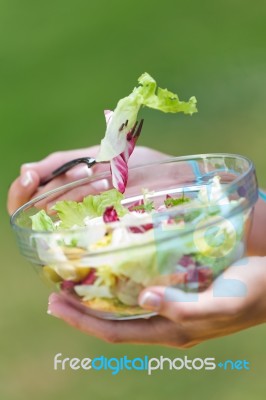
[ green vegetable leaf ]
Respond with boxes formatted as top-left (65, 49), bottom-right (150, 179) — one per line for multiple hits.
top-left (164, 196), bottom-right (190, 208)
top-left (138, 73), bottom-right (197, 114)
top-left (96, 72), bottom-right (197, 161)
top-left (52, 189), bottom-right (127, 229)
top-left (131, 200), bottom-right (155, 213)
top-left (30, 210), bottom-right (55, 231)
top-left (51, 201), bottom-right (88, 229)
top-left (82, 189), bottom-right (127, 217)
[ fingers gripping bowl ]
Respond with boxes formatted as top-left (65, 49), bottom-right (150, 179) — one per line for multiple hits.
top-left (11, 154), bottom-right (258, 320)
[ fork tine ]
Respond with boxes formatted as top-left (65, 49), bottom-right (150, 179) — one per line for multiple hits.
top-left (119, 119), bottom-right (129, 132)
top-left (126, 121), bottom-right (138, 140)
top-left (134, 119), bottom-right (144, 138)
top-left (130, 121), bottom-right (138, 135)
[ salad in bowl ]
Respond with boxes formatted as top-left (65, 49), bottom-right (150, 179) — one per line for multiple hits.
top-left (11, 154), bottom-right (258, 319)
top-left (10, 74), bottom-right (258, 319)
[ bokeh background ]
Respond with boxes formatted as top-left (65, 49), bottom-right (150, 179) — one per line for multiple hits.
top-left (1, 1), bottom-right (266, 399)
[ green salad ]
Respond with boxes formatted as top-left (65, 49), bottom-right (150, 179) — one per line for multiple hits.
top-left (31, 177), bottom-right (246, 314)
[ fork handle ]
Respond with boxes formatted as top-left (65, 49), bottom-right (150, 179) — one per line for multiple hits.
top-left (40, 157), bottom-right (97, 186)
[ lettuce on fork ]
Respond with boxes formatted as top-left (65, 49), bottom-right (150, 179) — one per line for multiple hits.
top-left (97, 72), bottom-right (197, 192)
top-left (30, 73), bottom-right (197, 232)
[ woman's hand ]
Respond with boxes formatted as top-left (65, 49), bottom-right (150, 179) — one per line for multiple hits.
top-left (47, 256), bottom-right (266, 347)
top-left (7, 146), bottom-right (169, 214)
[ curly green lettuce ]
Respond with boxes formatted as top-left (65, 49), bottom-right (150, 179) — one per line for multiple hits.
top-left (96, 72), bottom-right (197, 162)
top-left (30, 189), bottom-right (127, 231)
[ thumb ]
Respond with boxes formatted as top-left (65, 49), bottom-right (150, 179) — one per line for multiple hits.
top-left (7, 169), bottom-right (40, 214)
top-left (138, 285), bottom-right (228, 323)
top-left (138, 261), bottom-right (256, 323)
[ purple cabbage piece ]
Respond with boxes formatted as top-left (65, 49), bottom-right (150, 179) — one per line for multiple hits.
top-left (103, 206), bottom-right (120, 223)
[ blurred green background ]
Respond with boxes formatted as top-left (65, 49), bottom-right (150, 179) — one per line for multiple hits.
top-left (1, 0), bottom-right (266, 399)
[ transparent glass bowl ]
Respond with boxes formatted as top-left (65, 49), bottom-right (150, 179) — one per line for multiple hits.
top-left (11, 154), bottom-right (258, 320)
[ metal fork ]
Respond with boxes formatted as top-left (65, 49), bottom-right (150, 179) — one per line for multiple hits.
top-left (40, 119), bottom-right (144, 186)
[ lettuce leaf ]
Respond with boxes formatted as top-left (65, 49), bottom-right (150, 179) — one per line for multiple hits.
top-left (51, 201), bottom-right (89, 229)
top-left (52, 189), bottom-right (127, 229)
top-left (30, 210), bottom-right (55, 231)
top-left (138, 72), bottom-right (197, 114)
top-left (74, 284), bottom-right (114, 300)
top-left (96, 72), bottom-right (197, 162)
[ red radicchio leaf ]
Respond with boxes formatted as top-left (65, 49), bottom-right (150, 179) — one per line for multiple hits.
top-left (103, 110), bottom-right (143, 193)
top-left (103, 206), bottom-right (120, 223)
top-left (128, 199), bottom-right (145, 213)
top-left (129, 223), bottom-right (153, 233)
top-left (61, 280), bottom-right (76, 291)
top-left (185, 267), bottom-right (213, 289)
top-left (179, 255), bottom-right (195, 267)
top-left (82, 269), bottom-right (97, 285)
top-left (110, 130), bottom-right (140, 193)
top-left (110, 152), bottom-right (129, 193)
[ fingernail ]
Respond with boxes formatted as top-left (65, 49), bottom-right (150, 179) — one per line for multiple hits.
top-left (90, 179), bottom-right (109, 191)
top-left (21, 163), bottom-right (37, 174)
top-left (22, 162), bottom-right (37, 169)
top-left (68, 165), bottom-right (93, 180)
top-left (47, 302), bottom-right (53, 315)
top-left (47, 304), bottom-right (60, 318)
top-left (48, 293), bottom-right (59, 306)
top-left (20, 171), bottom-right (33, 187)
top-left (139, 291), bottom-right (162, 310)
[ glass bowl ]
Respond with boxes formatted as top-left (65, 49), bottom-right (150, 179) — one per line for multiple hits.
top-left (11, 154), bottom-right (258, 320)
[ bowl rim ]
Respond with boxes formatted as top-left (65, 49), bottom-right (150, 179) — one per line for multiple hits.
top-left (10, 152), bottom-right (257, 240)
